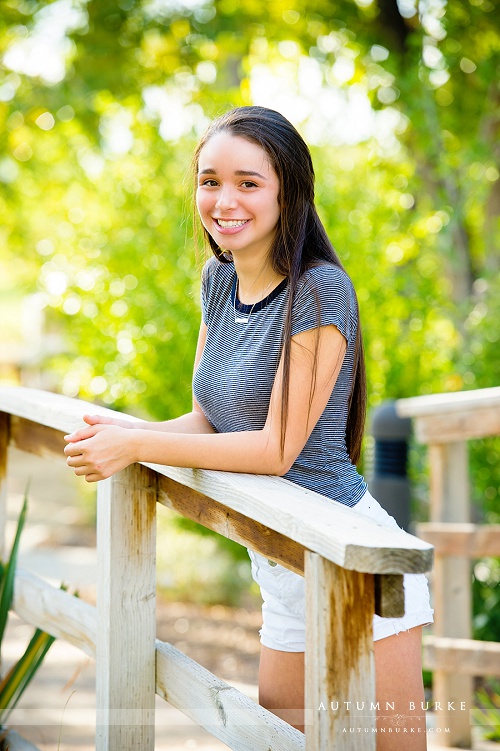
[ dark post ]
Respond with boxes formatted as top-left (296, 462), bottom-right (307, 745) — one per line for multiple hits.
top-left (368, 400), bottom-right (412, 531)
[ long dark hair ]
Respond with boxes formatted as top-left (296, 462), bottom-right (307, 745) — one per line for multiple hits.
top-left (193, 106), bottom-right (366, 465)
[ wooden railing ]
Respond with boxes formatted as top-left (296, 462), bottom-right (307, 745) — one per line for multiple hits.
top-left (397, 386), bottom-right (500, 749)
top-left (0, 387), bottom-right (433, 751)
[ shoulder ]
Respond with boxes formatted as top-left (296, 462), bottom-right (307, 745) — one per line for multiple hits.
top-left (296, 263), bottom-right (355, 299)
top-left (202, 255), bottom-right (234, 289)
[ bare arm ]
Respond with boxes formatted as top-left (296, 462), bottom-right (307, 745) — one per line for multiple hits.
top-left (65, 322), bottom-right (347, 482)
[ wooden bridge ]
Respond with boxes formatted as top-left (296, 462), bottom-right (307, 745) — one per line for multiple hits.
top-left (0, 385), bottom-right (436, 750)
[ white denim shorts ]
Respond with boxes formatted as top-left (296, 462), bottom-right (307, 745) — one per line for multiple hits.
top-left (247, 489), bottom-right (434, 652)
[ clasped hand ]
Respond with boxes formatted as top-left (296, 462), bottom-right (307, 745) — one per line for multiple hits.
top-left (64, 414), bottom-right (136, 483)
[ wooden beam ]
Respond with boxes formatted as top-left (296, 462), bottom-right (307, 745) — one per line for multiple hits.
top-left (428, 441), bottom-right (473, 748)
top-left (396, 386), bottom-right (500, 417)
top-left (423, 636), bottom-right (500, 677)
top-left (305, 552), bottom-right (375, 750)
top-left (417, 523), bottom-right (500, 558)
top-left (411, 407), bottom-right (500, 444)
top-left (95, 465), bottom-right (156, 750)
top-left (156, 640), bottom-right (305, 751)
top-left (9, 416), bottom-right (66, 462)
top-left (0, 387), bottom-right (434, 576)
top-left (13, 568), bottom-right (97, 657)
top-left (158, 474), bottom-right (405, 617)
top-left (374, 574), bottom-right (404, 618)
top-left (157, 473), bottom-right (305, 576)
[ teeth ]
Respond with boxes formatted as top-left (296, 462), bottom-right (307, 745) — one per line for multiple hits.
top-left (216, 219), bottom-right (248, 228)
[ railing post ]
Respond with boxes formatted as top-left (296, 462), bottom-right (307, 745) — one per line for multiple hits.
top-left (429, 441), bottom-right (472, 747)
top-left (305, 552), bottom-right (376, 750)
top-left (96, 464), bottom-right (156, 751)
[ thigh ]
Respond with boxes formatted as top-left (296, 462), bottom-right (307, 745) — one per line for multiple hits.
top-left (258, 645), bottom-right (305, 732)
top-left (374, 626), bottom-right (427, 750)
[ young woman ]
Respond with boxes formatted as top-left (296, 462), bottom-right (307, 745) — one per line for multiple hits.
top-left (64, 106), bottom-right (433, 748)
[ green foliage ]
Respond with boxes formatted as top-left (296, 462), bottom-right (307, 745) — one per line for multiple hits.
top-left (1, 0), bottom-right (499, 615)
top-left (0, 492), bottom-right (55, 726)
top-left (474, 680), bottom-right (500, 742)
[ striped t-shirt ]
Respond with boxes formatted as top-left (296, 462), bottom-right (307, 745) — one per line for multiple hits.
top-left (192, 257), bottom-right (367, 507)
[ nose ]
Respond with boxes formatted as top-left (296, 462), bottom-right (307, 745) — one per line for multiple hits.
top-left (215, 185), bottom-right (238, 212)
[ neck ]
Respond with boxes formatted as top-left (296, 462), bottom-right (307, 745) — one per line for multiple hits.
top-left (232, 254), bottom-right (285, 305)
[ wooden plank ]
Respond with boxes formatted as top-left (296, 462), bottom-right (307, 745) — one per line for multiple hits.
top-left (396, 386), bottom-right (500, 417)
top-left (95, 464), bottom-right (156, 751)
top-left (157, 473), bottom-right (306, 575)
top-left (417, 523), bottom-right (500, 558)
top-left (410, 407), bottom-right (500, 444)
top-left (428, 441), bottom-right (473, 748)
top-left (10, 569), bottom-right (304, 750)
top-left (9, 416), bottom-right (67, 462)
top-left (305, 552), bottom-right (375, 750)
top-left (13, 568), bottom-right (97, 657)
top-left (156, 640), bottom-right (305, 751)
top-left (423, 636), bottom-right (500, 677)
top-left (0, 387), bottom-right (433, 576)
top-left (152, 465), bottom-right (433, 575)
top-left (0, 411), bottom-right (9, 560)
top-left (374, 574), bottom-right (404, 618)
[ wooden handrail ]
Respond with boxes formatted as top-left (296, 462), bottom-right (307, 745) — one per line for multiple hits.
top-left (0, 387), bottom-right (433, 576)
top-left (396, 386), bottom-right (500, 749)
top-left (0, 386), bottom-right (435, 751)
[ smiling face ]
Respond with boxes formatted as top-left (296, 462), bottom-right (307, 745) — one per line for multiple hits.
top-left (196, 132), bottom-right (281, 261)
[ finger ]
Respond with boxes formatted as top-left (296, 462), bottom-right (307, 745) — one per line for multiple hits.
top-left (66, 454), bottom-right (85, 467)
top-left (73, 466), bottom-right (90, 476)
top-left (85, 473), bottom-right (102, 483)
top-left (64, 426), bottom-right (98, 443)
top-left (64, 441), bottom-right (86, 456)
top-left (84, 414), bottom-right (113, 426)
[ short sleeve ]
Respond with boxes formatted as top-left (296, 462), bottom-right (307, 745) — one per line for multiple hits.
top-left (200, 257), bottom-right (218, 325)
top-left (291, 265), bottom-right (358, 342)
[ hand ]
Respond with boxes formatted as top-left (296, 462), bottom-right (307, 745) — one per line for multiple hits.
top-left (64, 423), bottom-right (138, 483)
top-left (83, 413), bottom-right (136, 430)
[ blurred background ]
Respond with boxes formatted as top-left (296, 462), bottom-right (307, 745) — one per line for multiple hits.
top-left (1, 0), bottom-right (499, 647)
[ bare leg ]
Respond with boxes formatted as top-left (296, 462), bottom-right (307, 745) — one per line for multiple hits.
top-left (258, 645), bottom-right (305, 731)
top-left (259, 626), bottom-right (426, 749)
top-left (374, 626), bottom-right (427, 750)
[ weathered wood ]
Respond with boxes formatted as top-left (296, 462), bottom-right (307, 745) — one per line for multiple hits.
top-left (397, 387), bottom-right (500, 442)
top-left (160, 476), bottom-right (408, 617)
top-left (305, 552), bottom-right (375, 750)
top-left (11, 570), bottom-right (306, 751)
top-left (0, 387), bottom-right (434, 576)
top-left (374, 574), bottom-right (404, 618)
top-left (0, 411), bottom-right (9, 560)
top-left (96, 464), bottom-right (156, 751)
top-left (157, 473), bottom-right (306, 575)
top-left (397, 386), bottom-right (500, 417)
top-left (428, 441), bottom-right (473, 748)
top-left (423, 636), bottom-right (500, 677)
top-left (9, 416), bottom-right (67, 462)
top-left (13, 568), bottom-right (97, 657)
top-left (417, 523), bottom-right (500, 558)
top-left (153, 464), bottom-right (433, 575)
top-left (156, 640), bottom-right (305, 751)
top-left (409, 407), bottom-right (500, 444)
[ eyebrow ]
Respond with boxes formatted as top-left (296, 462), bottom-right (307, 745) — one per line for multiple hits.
top-left (198, 168), bottom-right (267, 180)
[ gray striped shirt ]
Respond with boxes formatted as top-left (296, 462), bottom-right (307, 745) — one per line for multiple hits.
top-left (193, 257), bottom-right (367, 507)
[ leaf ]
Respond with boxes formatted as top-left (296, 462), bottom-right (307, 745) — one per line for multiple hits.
top-left (0, 628), bottom-right (55, 723)
top-left (0, 492), bottom-right (28, 646)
